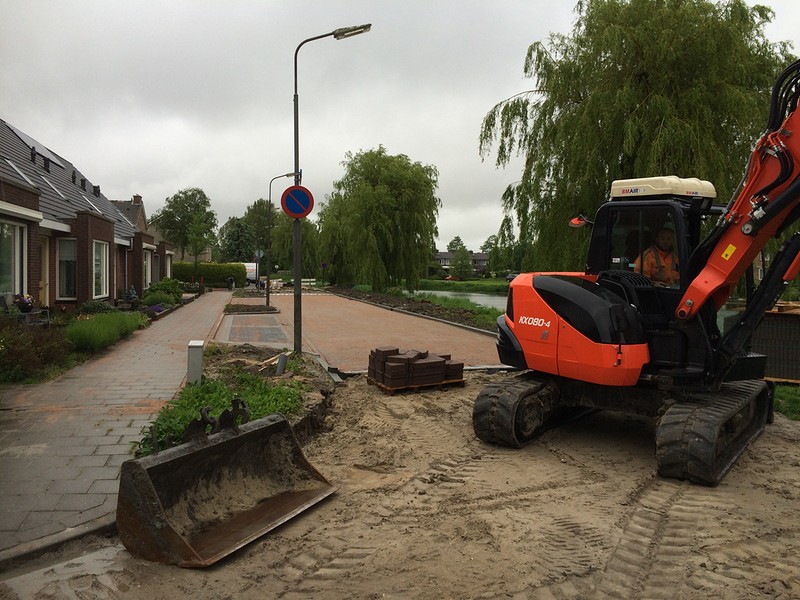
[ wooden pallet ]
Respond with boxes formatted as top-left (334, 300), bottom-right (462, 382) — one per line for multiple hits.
top-left (367, 376), bottom-right (466, 395)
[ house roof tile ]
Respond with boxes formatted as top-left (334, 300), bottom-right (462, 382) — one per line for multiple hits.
top-left (0, 118), bottom-right (137, 240)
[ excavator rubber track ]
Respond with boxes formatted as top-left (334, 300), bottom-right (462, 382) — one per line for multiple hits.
top-left (655, 380), bottom-right (771, 486)
top-left (473, 375), bottom-right (590, 448)
top-left (474, 375), bottom-right (770, 486)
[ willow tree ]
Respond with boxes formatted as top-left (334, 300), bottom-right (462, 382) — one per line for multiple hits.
top-left (318, 146), bottom-right (441, 291)
top-left (479, 0), bottom-right (793, 271)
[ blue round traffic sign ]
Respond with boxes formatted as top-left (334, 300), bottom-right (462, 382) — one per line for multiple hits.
top-left (281, 185), bottom-right (314, 219)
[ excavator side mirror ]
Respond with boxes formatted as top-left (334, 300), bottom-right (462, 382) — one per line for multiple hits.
top-left (568, 214), bottom-right (594, 229)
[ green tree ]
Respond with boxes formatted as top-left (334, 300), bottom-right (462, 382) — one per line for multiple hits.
top-left (187, 212), bottom-right (217, 277)
top-left (480, 235), bottom-right (497, 254)
top-left (318, 146), bottom-right (441, 291)
top-left (242, 199), bottom-right (279, 273)
top-left (447, 236), bottom-right (466, 252)
top-left (479, 0), bottom-right (793, 271)
top-left (271, 212), bottom-right (319, 278)
top-left (150, 188), bottom-right (217, 260)
top-left (218, 217), bottom-right (256, 263)
top-left (451, 247), bottom-right (474, 279)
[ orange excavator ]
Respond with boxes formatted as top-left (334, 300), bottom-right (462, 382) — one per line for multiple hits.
top-left (474, 59), bottom-right (800, 485)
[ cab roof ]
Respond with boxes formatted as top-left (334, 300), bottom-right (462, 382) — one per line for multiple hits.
top-left (610, 176), bottom-right (717, 200)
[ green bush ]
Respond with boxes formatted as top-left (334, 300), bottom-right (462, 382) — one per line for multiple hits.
top-left (134, 375), bottom-right (304, 457)
top-left (78, 300), bottom-right (116, 315)
top-left (145, 278), bottom-right (184, 303)
top-left (141, 291), bottom-right (176, 307)
top-left (173, 261), bottom-right (247, 287)
top-left (66, 312), bottom-right (146, 352)
top-left (0, 320), bottom-right (75, 382)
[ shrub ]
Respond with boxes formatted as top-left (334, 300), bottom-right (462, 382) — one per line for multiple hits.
top-left (146, 278), bottom-right (184, 304)
top-left (173, 261), bottom-right (247, 287)
top-left (0, 320), bottom-right (75, 382)
top-left (66, 312), bottom-right (145, 352)
top-left (78, 300), bottom-right (116, 315)
top-left (141, 291), bottom-right (175, 307)
top-left (134, 376), bottom-right (303, 457)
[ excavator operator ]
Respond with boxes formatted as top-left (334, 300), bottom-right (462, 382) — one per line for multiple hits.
top-left (634, 227), bottom-right (679, 286)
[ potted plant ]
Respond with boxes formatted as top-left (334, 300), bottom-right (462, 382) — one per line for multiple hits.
top-left (13, 293), bottom-right (33, 313)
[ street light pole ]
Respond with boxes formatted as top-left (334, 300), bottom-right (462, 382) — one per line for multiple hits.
top-left (292, 23), bottom-right (371, 353)
top-left (267, 171), bottom-right (296, 307)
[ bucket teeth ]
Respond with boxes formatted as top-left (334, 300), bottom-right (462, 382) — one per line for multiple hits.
top-left (182, 407), bottom-right (217, 443)
top-left (215, 397), bottom-right (251, 433)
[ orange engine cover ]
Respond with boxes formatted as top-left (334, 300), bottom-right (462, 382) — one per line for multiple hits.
top-left (507, 273), bottom-right (650, 386)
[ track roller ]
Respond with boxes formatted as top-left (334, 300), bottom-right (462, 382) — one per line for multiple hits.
top-left (655, 380), bottom-right (770, 486)
top-left (473, 375), bottom-right (591, 448)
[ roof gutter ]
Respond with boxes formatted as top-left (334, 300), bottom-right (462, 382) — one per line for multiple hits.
top-left (40, 218), bottom-right (71, 233)
top-left (0, 199), bottom-right (43, 222)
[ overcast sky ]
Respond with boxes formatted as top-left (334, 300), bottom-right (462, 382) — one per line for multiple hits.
top-left (1, 1), bottom-right (796, 252)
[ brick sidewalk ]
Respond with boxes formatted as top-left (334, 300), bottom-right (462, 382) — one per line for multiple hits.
top-left (0, 290), bottom-right (231, 564)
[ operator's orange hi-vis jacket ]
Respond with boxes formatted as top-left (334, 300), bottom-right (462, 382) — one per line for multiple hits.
top-left (634, 247), bottom-right (679, 286)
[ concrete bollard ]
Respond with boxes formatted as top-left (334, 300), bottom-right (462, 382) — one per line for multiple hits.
top-left (276, 353), bottom-right (288, 376)
top-left (188, 340), bottom-right (204, 385)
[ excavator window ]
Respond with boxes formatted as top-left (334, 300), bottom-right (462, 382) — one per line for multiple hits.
top-left (606, 206), bottom-right (681, 288)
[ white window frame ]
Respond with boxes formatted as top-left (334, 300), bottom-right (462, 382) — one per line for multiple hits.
top-left (57, 238), bottom-right (77, 301)
top-left (0, 219), bottom-right (27, 297)
top-left (93, 240), bottom-right (109, 298)
top-left (144, 250), bottom-right (152, 291)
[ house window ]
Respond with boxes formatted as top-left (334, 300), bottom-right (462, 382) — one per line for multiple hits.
top-left (93, 240), bottom-right (109, 298)
top-left (153, 254), bottom-right (161, 283)
top-left (144, 250), bottom-right (152, 290)
top-left (0, 220), bottom-right (26, 297)
top-left (57, 238), bottom-right (77, 300)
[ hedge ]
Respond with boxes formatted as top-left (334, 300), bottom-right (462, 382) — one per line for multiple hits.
top-left (173, 262), bottom-right (248, 287)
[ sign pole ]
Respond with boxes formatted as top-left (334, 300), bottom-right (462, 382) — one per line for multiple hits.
top-left (281, 185), bottom-right (315, 353)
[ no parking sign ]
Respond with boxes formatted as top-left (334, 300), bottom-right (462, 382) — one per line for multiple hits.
top-left (281, 185), bottom-right (314, 219)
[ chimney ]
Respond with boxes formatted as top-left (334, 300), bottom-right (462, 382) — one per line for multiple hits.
top-left (80, 178), bottom-right (86, 190)
top-left (93, 185), bottom-right (101, 197)
top-left (132, 194), bottom-right (142, 205)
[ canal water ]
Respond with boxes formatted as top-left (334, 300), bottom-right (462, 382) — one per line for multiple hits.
top-left (415, 290), bottom-right (507, 311)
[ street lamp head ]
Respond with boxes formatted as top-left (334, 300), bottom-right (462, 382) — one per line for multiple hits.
top-left (332, 24), bottom-right (372, 40)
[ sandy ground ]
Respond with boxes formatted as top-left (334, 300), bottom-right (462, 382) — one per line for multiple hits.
top-left (2, 371), bottom-right (799, 599)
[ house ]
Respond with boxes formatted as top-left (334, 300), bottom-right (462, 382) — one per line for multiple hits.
top-left (0, 118), bottom-right (174, 311)
top-left (435, 251), bottom-right (489, 274)
top-left (111, 194), bottom-right (175, 289)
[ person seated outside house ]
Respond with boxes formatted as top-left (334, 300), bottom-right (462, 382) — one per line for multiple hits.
top-left (634, 227), bottom-right (679, 286)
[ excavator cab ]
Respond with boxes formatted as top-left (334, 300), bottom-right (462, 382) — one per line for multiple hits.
top-left (587, 176), bottom-right (720, 285)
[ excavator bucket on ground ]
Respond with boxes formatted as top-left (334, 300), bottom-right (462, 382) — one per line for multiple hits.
top-left (116, 413), bottom-right (336, 568)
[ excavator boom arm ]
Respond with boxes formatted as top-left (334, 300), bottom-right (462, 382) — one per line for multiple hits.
top-left (677, 59), bottom-right (800, 322)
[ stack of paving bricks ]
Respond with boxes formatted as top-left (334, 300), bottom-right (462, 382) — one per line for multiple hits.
top-left (368, 347), bottom-right (464, 391)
